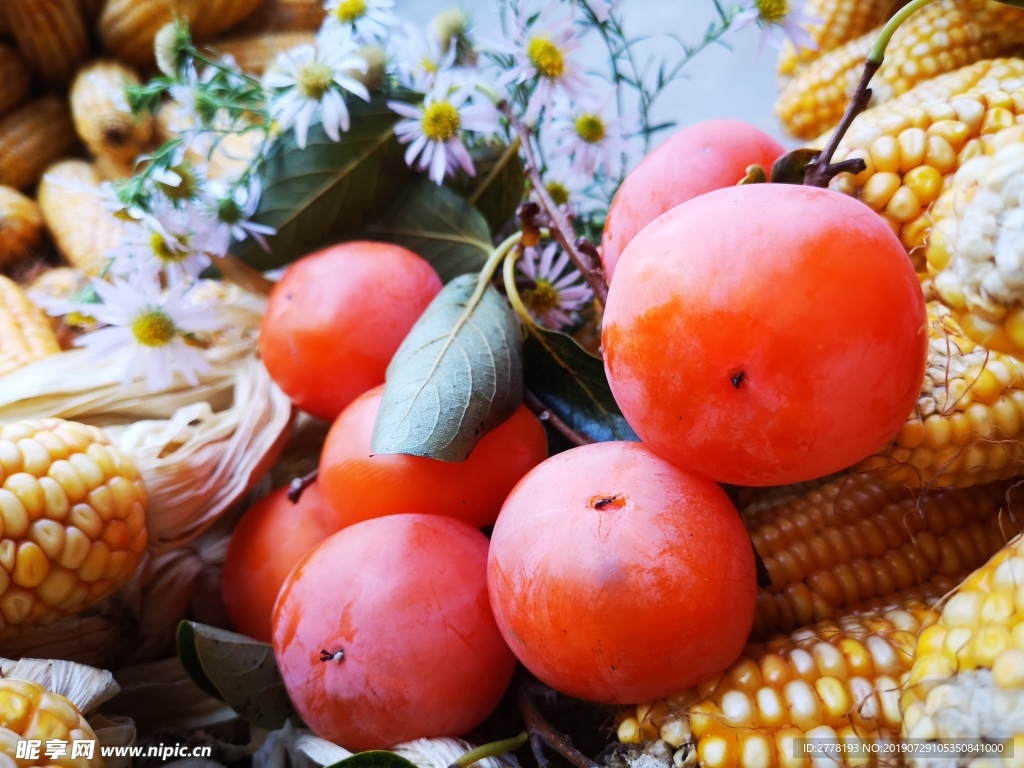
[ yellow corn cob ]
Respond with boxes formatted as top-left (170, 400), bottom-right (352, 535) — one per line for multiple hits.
top-left (70, 61), bottom-right (154, 174)
top-left (206, 30), bottom-right (317, 74)
top-left (99, 0), bottom-right (260, 66)
top-left (857, 304), bottom-right (1024, 488)
top-left (0, 45), bottom-right (31, 118)
top-left (777, 0), bottom-right (906, 78)
top-left (618, 599), bottom-right (936, 768)
top-left (0, 276), bottom-right (61, 377)
top-left (776, 0), bottom-right (1024, 140)
top-left (237, 0), bottom-right (326, 32)
top-left (37, 161), bottom-right (127, 275)
top-left (0, 419), bottom-right (147, 641)
top-left (0, 678), bottom-right (101, 768)
top-left (4, 0), bottom-right (89, 86)
top-left (925, 127), bottom-right (1024, 363)
top-left (747, 474), bottom-right (1022, 639)
top-left (0, 187), bottom-right (45, 268)
top-left (902, 533), bottom-right (1024, 765)
top-left (0, 98), bottom-right (78, 192)
top-left (822, 67), bottom-right (1024, 259)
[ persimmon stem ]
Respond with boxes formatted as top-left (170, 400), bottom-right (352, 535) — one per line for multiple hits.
top-left (517, 677), bottom-right (600, 768)
top-left (499, 103), bottom-right (609, 306)
top-left (448, 733), bottom-right (529, 768)
top-left (524, 390), bottom-right (594, 448)
top-left (805, 0), bottom-right (938, 188)
top-left (287, 469), bottom-right (318, 503)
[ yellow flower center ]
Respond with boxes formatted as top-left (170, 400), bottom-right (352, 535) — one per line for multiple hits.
top-left (527, 36), bottom-right (565, 80)
top-left (546, 181), bottom-right (570, 207)
top-left (150, 232), bottom-right (191, 263)
top-left (756, 0), bottom-right (790, 23)
top-left (334, 0), bottom-right (367, 23)
top-left (296, 61), bottom-right (334, 100)
top-left (574, 113), bottom-right (605, 144)
top-left (525, 278), bottom-right (561, 315)
top-left (421, 101), bottom-right (461, 142)
top-left (421, 56), bottom-right (438, 74)
top-left (131, 310), bottom-right (176, 347)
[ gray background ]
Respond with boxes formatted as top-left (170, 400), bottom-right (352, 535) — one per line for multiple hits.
top-left (394, 0), bottom-right (789, 149)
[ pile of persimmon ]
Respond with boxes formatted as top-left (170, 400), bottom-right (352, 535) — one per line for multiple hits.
top-left (223, 118), bottom-right (928, 752)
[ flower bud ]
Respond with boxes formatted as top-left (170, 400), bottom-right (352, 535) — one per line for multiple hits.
top-left (154, 20), bottom-right (193, 78)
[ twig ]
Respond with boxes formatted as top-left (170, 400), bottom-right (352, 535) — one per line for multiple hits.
top-left (517, 677), bottom-right (600, 768)
top-left (524, 390), bottom-right (595, 448)
top-left (499, 103), bottom-right (609, 306)
top-left (803, 60), bottom-right (879, 188)
top-left (448, 733), bottom-right (529, 768)
top-left (287, 469), bottom-right (318, 503)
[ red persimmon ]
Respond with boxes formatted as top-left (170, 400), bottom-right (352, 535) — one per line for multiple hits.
top-left (272, 514), bottom-right (516, 750)
top-left (601, 119), bottom-right (784, 279)
top-left (487, 441), bottom-right (756, 705)
top-left (221, 483), bottom-right (343, 642)
top-left (318, 386), bottom-right (547, 528)
top-left (602, 184), bottom-right (928, 486)
top-left (259, 242), bottom-right (442, 421)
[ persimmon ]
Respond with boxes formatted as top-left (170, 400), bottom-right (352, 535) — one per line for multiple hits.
top-left (602, 184), bottom-right (928, 486)
top-left (319, 386), bottom-right (547, 528)
top-left (222, 483), bottom-right (343, 642)
top-left (272, 514), bottom-right (516, 750)
top-left (259, 242), bottom-right (443, 421)
top-left (487, 441), bottom-right (756, 705)
top-left (601, 119), bottom-right (784, 279)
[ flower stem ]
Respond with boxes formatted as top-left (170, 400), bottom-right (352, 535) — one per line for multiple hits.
top-left (498, 103), bottom-right (609, 306)
top-left (516, 676), bottom-right (600, 768)
top-left (468, 136), bottom-right (522, 207)
top-left (447, 733), bottom-right (529, 768)
top-left (502, 244), bottom-right (535, 328)
top-left (804, 0), bottom-right (938, 187)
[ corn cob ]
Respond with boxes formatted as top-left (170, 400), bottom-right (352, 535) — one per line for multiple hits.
top-left (77, 0), bottom-right (104, 24)
top-left (0, 187), bottom-right (44, 268)
top-left (925, 128), bottom-right (1024, 363)
top-left (237, 0), bottom-right (326, 32)
top-left (4, 0), bottom-right (89, 86)
top-left (776, 0), bottom-right (1024, 140)
top-left (747, 474), bottom-right (1023, 639)
top-left (206, 30), bottom-right (317, 74)
top-left (37, 161), bottom-right (127, 275)
top-left (0, 419), bottom-right (147, 641)
top-left (822, 66), bottom-right (1024, 258)
top-left (857, 304), bottom-right (1024, 488)
top-left (0, 98), bottom-right (78, 192)
top-left (618, 599), bottom-right (936, 768)
top-left (777, 0), bottom-right (906, 78)
top-left (0, 276), bottom-right (62, 377)
top-left (0, 678), bottom-right (101, 768)
top-left (902, 533), bottom-right (1024, 766)
top-left (70, 61), bottom-right (154, 174)
top-left (0, 46), bottom-right (31, 118)
top-left (190, 0), bottom-right (263, 39)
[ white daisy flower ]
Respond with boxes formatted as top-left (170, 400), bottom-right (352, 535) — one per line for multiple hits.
top-left (393, 24), bottom-right (457, 92)
top-left (200, 178), bottom-right (276, 255)
top-left (549, 90), bottom-right (638, 179)
top-left (109, 201), bottom-right (213, 287)
top-left (582, 0), bottom-right (615, 23)
top-left (322, 0), bottom-right (397, 45)
top-left (517, 242), bottom-right (592, 329)
top-left (539, 159), bottom-right (604, 215)
top-left (734, 0), bottom-right (818, 57)
top-left (489, 0), bottom-right (589, 122)
top-left (75, 276), bottom-right (222, 392)
top-left (388, 74), bottom-right (499, 185)
top-left (263, 32), bottom-right (370, 150)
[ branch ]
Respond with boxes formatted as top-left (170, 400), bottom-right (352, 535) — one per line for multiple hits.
top-left (517, 677), bottom-right (600, 768)
top-left (499, 103), bottom-right (609, 306)
top-left (804, 60), bottom-right (879, 188)
top-left (524, 390), bottom-right (595, 447)
top-left (287, 468), bottom-right (318, 503)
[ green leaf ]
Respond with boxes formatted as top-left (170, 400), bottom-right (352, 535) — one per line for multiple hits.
top-left (769, 148), bottom-right (819, 185)
top-left (371, 274), bottom-right (524, 461)
top-left (231, 93), bottom-right (414, 270)
top-left (524, 325), bottom-right (638, 443)
top-left (367, 179), bottom-right (492, 283)
top-left (450, 142), bottom-right (526, 234)
top-left (325, 753), bottom-right (418, 768)
top-left (176, 621), bottom-right (295, 729)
